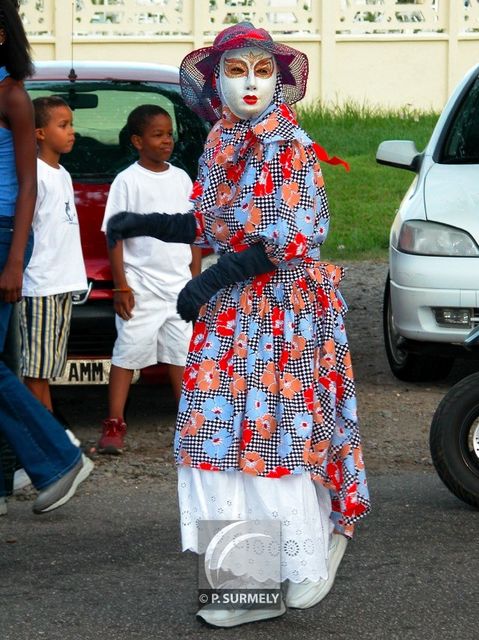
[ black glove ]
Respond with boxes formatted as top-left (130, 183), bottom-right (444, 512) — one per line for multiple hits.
top-left (107, 211), bottom-right (197, 249)
top-left (177, 243), bottom-right (275, 322)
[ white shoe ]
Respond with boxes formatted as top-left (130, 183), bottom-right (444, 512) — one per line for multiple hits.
top-left (13, 468), bottom-right (32, 493)
top-left (197, 601), bottom-right (286, 628)
top-left (0, 496), bottom-right (7, 516)
top-left (12, 431), bottom-right (80, 496)
top-left (33, 454), bottom-right (94, 514)
top-left (66, 429), bottom-right (81, 447)
top-left (286, 534), bottom-right (348, 609)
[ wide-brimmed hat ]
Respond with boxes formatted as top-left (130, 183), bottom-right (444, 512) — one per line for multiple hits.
top-left (180, 21), bottom-right (308, 122)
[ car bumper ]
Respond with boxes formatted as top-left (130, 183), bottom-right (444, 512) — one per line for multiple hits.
top-left (68, 300), bottom-right (116, 357)
top-left (390, 247), bottom-right (479, 343)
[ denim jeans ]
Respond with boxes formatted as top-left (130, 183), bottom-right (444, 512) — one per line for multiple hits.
top-left (0, 304), bottom-right (21, 496)
top-left (0, 217), bottom-right (80, 496)
top-left (3, 301), bottom-right (21, 376)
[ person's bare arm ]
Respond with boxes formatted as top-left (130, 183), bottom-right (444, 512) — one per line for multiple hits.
top-left (0, 83), bottom-right (36, 302)
top-left (190, 245), bottom-right (202, 278)
top-left (108, 240), bottom-right (135, 320)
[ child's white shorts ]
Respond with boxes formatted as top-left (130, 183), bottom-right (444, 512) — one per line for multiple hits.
top-left (112, 288), bottom-right (192, 370)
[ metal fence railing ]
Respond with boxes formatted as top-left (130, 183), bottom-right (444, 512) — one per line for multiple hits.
top-left (20, 0), bottom-right (479, 110)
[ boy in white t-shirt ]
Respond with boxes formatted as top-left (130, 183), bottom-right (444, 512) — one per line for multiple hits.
top-left (97, 104), bottom-right (201, 455)
top-left (19, 96), bottom-right (87, 416)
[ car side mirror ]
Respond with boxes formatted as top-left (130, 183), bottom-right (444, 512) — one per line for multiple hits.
top-left (376, 140), bottom-right (421, 172)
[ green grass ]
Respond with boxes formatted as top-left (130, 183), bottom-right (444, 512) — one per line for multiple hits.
top-left (297, 102), bottom-right (439, 261)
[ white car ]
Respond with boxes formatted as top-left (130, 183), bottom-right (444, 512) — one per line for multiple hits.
top-left (377, 63), bottom-right (479, 381)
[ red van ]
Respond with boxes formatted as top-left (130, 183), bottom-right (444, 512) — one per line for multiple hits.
top-left (25, 61), bottom-right (210, 384)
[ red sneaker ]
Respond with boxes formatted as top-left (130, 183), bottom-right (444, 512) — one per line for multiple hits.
top-left (97, 418), bottom-right (127, 455)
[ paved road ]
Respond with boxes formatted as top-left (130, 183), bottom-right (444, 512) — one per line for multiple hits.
top-left (1, 470), bottom-right (478, 640)
top-left (3, 258), bottom-right (478, 639)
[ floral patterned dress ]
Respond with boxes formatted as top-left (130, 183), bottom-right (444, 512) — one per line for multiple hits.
top-left (175, 101), bottom-right (370, 538)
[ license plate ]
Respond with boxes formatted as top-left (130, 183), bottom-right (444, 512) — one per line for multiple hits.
top-left (50, 360), bottom-right (140, 385)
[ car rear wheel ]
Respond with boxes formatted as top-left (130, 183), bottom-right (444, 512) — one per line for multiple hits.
top-left (383, 275), bottom-right (454, 382)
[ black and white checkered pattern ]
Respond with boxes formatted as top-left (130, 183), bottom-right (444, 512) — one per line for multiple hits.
top-left (177, 102), bottom-right (370, 534)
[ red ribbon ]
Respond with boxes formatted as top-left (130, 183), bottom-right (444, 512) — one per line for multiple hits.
top-left (312, 141), bottom-right (350, 172)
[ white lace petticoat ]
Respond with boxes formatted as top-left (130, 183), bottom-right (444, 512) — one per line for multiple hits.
top-left (178, 467), bottom-right (333, 584)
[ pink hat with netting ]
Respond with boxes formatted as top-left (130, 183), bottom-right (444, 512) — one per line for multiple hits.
top-left (180, 21), bottom-right (309, 122)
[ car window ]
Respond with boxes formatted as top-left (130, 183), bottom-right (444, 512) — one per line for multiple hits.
top-left (25, 80), bottom-right (208, 181)
top-left (441, 75), bottom-right (479, 164)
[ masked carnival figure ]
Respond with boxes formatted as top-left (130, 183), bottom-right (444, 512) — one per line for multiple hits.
top-left (107, 22), bottom-right (370, 628)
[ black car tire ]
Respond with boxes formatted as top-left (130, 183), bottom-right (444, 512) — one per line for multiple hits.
top-left (430, 372), bottom-right (479, 508)
top-left (383, 275), bottom-right (454, 382)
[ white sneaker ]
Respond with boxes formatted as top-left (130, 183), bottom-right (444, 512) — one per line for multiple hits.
top-left (12, 430), bottom-right (81, 497)
top-left (13, 468), bottom-right (32, 493)
top-left (286, 534), bottom-right (348, 609)
top-left (33, 454), bottom-right (94, 514)
top-left (0, 496), bottom-right (7, 516)
top-left (66, 429), bottom-right (81, 447)
top-left (197, 601), bottom-right (286, 627)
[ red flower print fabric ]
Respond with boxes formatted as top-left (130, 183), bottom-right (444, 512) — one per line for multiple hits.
top-left (175, 102), bottom-right (370, 536)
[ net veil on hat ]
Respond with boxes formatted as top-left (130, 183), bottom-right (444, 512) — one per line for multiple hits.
top-left (180, 21), bottom-right (309, 122)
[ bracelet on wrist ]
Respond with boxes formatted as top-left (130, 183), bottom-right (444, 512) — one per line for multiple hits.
top-left (112, 287), bottom-right (131, 293)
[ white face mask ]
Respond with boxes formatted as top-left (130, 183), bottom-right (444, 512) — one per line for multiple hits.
top-left (219, 46), bottom-right (277, 120)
